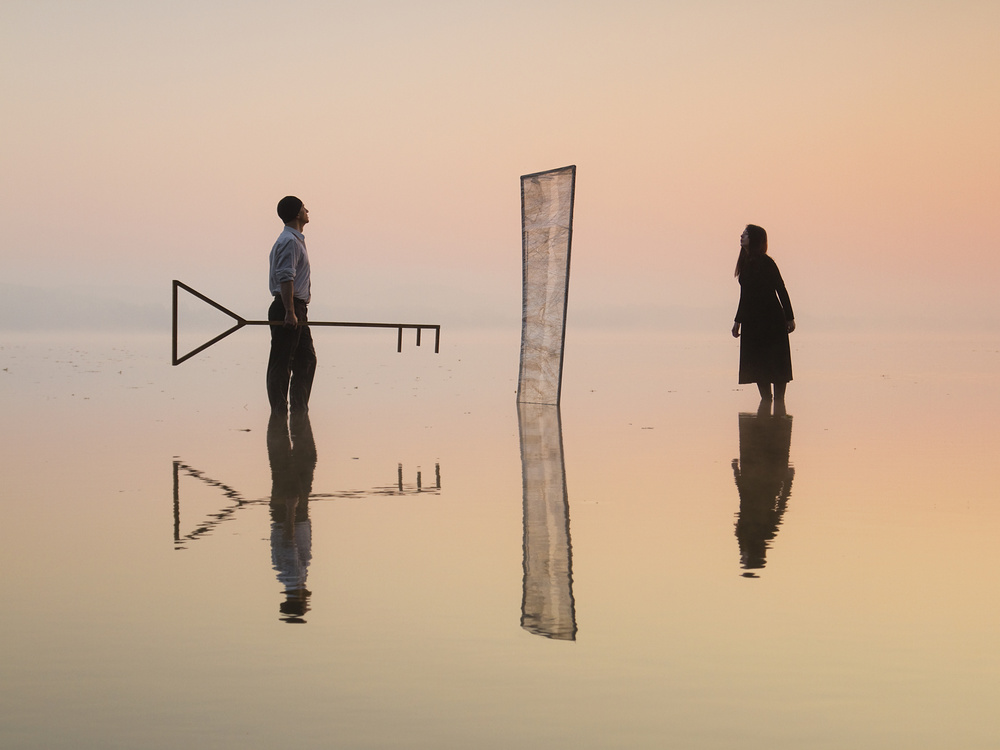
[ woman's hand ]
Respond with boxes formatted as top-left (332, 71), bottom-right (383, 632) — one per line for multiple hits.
top-left (786, 319), bottom-right (796, 334)
top-left (731, 322), bottom-right (740, 338)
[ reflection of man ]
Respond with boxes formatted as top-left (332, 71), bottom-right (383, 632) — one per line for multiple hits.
top-left (267, 196), bottom-right (316, 414)
top-left (267, 410), bottom-right (317, 623)
top-left (732, 401), bottom-right (794, 577)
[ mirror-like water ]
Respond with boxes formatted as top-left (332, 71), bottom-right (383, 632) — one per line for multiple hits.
top-left (2, 327), bottom-right (998, 749)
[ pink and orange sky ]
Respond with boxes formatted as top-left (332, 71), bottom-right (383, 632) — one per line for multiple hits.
top-left (2, 0), bottom-right (998, 332)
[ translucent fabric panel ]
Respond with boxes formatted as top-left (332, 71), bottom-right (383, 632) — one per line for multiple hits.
top-left (518, 165), bottom-right (576, 405)
top-left (518, 402), bottom-right (576, 641)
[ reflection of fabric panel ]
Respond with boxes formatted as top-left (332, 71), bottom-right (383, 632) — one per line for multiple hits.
top-left (518, 403), bottom-right (576, 640)
top-left (518, 165), bottom-right (576, 406)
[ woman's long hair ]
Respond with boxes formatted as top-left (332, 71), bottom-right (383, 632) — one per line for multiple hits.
top-left (735, 224), bottom-right (768, 278)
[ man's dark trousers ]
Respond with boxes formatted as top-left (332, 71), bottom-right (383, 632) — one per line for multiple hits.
top-left (266, 296), bottom-right (316, 413)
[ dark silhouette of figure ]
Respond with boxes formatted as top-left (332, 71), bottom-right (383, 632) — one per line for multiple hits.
top-left (267, 409), bottom-right (317, 623)
top-left (267, 196), bottom-right (317, 414)
top-left (731, 224), bottom-right (795, 402)
top-left (732, 399), bottom-right (794, 576)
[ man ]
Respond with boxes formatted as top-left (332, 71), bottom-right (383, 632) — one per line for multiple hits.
top-left (267, 196), bottom-right (316, 413)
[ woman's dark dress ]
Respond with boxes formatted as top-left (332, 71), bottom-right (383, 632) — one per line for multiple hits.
top-left (735, 255), bottom-right (794, 384)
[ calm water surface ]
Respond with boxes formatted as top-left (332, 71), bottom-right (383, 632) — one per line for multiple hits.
top-left (2, 327), bottom-right (999, 749)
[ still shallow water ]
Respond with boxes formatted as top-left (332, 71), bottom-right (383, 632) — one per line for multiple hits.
top-left (1, 326), bottom-right (999, 749)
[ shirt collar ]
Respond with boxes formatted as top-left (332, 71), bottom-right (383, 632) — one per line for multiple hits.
top-left (283, 226), bottom-right (305, 241)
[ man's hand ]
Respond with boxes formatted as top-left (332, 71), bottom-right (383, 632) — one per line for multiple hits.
top-left (731, 322), bottom-right (740, 338)
top-left (280, 280), bottom-right (297, 327)
top-left (786, 319), bottom-right (796, 334)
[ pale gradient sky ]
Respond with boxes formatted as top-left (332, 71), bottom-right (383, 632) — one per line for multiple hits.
top-left (2, 0), bottom-right (998, 332)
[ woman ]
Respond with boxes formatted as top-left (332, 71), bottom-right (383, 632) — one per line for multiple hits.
top-left (731, 224), bottom-right (795, 402)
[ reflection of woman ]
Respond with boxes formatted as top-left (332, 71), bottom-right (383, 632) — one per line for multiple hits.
top-left (731, 224), bottom-right (795, 402)
top-left (732, 403), bottom-right (794, 576)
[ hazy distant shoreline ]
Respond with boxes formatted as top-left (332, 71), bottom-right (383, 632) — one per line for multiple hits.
top-left (0, 283), bottom-right (168, 332)
top-left (2, 282), bottom-right (994, 336)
